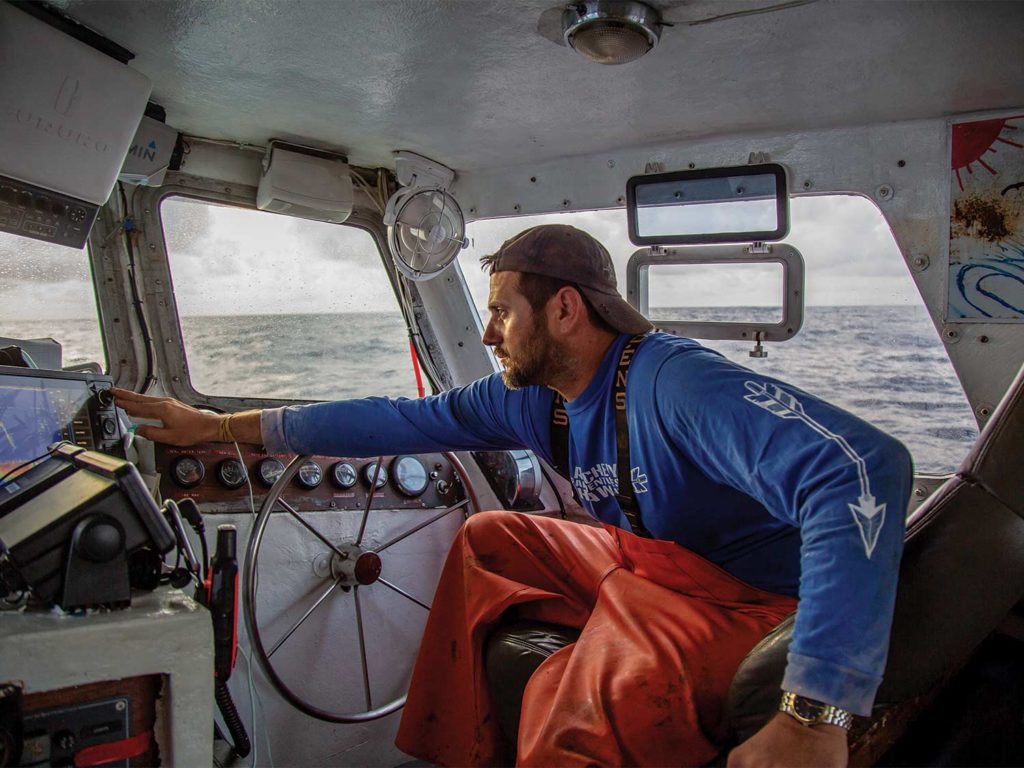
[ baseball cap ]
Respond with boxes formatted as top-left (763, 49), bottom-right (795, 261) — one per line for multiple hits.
top-left (485, 224), bottom-right (653, 334)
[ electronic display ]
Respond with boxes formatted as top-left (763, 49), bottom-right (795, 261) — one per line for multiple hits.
top-left (0, 368), bottom-right (121, 487)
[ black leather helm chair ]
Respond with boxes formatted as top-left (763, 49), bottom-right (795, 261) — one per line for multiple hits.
top-left (486, 360), bottom-right (1024, 764)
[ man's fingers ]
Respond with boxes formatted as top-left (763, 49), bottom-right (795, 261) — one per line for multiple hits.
top-left (110, 387), bottom-right (155, 403)
top-left (134, 424), bottom-right (188, 447)
top-left (116, 399), bottom-right (168, 419)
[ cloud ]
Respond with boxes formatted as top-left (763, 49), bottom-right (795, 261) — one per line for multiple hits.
top-left (459, 194), bottom-right (913, 311)
top-left (0, 235), bottom-right (90, 284)
top-left (4, 191), bottom-right (915, 323)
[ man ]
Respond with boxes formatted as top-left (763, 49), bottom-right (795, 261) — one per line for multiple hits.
top-left (114, 224), bottom-right (912, 767)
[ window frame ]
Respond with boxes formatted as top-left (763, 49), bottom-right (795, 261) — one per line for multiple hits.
top-left (104, 177), bottom-right (415, 410)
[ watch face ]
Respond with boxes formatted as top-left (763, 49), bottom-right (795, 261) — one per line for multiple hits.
top-left (792, 696), bottom-right (827, 722)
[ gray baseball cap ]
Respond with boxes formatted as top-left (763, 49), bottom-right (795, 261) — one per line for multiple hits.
top-left (485, 224), bottom-right (653, 334)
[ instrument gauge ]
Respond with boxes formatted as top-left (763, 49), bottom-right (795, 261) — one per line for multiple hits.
top-left (257, 457), bottom-right (286, 487)
top-left (296, 461), bottom-right (323, 490)
top-left (331, 461), bottom-right (357, 489)
top-left (171, 456), bottom-right (205, 488)
top-left (217, 458), bottom-right (248, 489)
top-left (362, 461), bottom-right (388, 489)
top-left (392, 455), bottom-right (429, 497)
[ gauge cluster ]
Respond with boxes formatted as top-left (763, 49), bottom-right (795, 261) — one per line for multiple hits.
top-left (156, 444), bottom-right (464, 513)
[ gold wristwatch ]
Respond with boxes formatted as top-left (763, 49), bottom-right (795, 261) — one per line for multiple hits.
top-left (779, 691), bottom-right (853, 730)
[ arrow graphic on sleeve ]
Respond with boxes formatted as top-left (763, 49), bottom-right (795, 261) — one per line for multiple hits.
top-left (743, 380), bottom-right (887, 558)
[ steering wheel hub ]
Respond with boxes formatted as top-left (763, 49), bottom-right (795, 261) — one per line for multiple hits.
top-left (330, 545), bottom-right (382, 586)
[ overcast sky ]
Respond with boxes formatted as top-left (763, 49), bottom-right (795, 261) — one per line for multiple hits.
top-left (0, 193), bottom-right (917, 322)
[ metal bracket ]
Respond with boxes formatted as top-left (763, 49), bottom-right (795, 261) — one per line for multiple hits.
top-left (749, 330), bottom-right (768, 358)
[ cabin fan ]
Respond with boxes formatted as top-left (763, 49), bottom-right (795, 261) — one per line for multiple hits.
top-left (383, 152), bottom-right (467, 281)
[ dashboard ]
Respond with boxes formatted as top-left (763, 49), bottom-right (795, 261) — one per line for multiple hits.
top-left (156, 443), bottom-right (466, 514)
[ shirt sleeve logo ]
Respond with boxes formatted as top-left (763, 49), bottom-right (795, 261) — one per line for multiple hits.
top-left (743, 380), bottom-right (887, 559)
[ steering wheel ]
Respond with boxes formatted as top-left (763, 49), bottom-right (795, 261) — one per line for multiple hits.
top-left (242, 452), bottom-right (480, 723)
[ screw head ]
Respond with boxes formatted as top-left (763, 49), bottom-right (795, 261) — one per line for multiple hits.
top-left (876, 184), bottom-right (895, 201)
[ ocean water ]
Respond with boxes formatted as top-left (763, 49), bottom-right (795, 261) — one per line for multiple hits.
top-left (2, 305), bottom-right (978, 472)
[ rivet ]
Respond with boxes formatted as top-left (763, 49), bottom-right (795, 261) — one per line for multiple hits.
top-left (469, 207), bottom-right (476, 215)
top-left (513, 204), bottom-right (521, 212)
top-left (607, 160), bottom-right (615, 168)
top-left (911, 254), bottom-right (930, 272)
top-left (913, 487), bottom-right (925, 497)
top-left (802, 179), bottom-right (813, 190)
top-left (148, 243), bottom-right (156, 250)
top-left (562, 199), bottom-right (571, 208)
top-left (617, 196), bottom-right (625, 205)
top-left (172, 376), bottom-right (181, 382)
top-left (876, 184), bottom-right (895, 201)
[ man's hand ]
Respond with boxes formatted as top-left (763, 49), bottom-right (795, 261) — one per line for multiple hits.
top-left (726, 713), bottom-right (849, 768)
top-left (111, 388), bottom-right (225, 446)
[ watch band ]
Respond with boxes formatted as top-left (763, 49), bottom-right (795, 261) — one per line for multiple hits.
top-left (779, 691), bottom-right (854, 730)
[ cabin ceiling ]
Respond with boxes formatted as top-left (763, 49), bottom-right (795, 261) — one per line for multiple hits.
top-left (52, 0), bottom-right (1024, 173)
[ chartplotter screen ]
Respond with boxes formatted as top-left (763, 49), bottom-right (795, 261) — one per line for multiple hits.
top-left (0, 372), bottom-right (95, 484)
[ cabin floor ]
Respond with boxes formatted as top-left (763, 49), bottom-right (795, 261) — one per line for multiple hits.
top-left (880, 629), bottom-right (1024, 767)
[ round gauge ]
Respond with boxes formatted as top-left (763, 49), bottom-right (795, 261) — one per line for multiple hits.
top-left (216, 458), bottom-right (248, 489)
top-left (331, 461), bottom-right (357, 489)
top-left (171, 456), bottom-right (205, 488)
top-left (362, 461), bottom-right (388, 489)
top-left (392, 455), bottom-right (428, 497)
top-left (295, 461), bottom-right (323, 490)
top-left (257, 457), bottom-right (286, 487)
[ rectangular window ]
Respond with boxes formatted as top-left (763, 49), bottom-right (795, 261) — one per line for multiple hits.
top-left (160, 197), bottom-right (419, 401)
top-left (0, 232), bottom-right (105, 370)
top-left (645, 262), bottom-right (784, 324)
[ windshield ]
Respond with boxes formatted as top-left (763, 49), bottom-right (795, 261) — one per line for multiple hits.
top-left (458, 196), bottom-right (978, 474)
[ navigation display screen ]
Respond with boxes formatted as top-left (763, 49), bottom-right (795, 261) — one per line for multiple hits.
top-left (0, 373), bottom-right (95, 484)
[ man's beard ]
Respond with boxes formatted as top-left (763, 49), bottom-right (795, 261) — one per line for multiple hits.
top-left (498, 317), bottom-right (573, 390)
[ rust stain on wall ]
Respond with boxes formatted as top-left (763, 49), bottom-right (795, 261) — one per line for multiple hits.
top-left (952, 194), bottom-right (1013, 242)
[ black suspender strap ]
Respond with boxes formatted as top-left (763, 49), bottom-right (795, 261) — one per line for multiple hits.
top-left (550, 392), bottom-right (570, 478)
top-left (549, 334), bottom-right (652, 538)
top-left (612, 334), bottom-right (651, 538)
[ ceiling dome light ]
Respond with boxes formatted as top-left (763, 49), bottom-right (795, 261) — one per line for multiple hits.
top-left (562, 0), bottom-right (662, 65)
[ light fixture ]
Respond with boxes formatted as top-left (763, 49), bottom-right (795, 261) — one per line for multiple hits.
top-left (562, 0), bottom-right (663, 65)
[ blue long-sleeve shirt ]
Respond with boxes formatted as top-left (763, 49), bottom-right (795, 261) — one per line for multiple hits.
top-left (263, 332), bottom-right (912, 715)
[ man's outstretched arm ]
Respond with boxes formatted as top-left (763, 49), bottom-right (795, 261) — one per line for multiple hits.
top-left (111, 388), bottom-right (263, 446)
